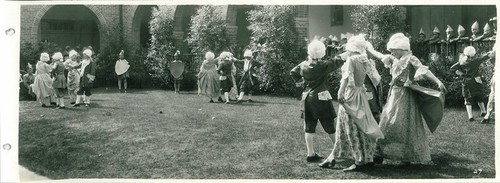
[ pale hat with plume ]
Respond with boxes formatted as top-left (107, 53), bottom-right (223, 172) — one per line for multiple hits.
top-left (458, 25), bottom-right (466, 33)
top-left (445, 25), bottom-right (454, 32)
top-left (432, 26), bottom-right (440, 34)
top-left (83, 49), bottom-right (93, 57)
top-left (307, 40), bottom-right (326, 59)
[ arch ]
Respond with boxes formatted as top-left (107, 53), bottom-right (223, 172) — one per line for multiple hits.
top-left (131, 5), bottom-right (158, 49)
top-left (30, 5), bottom-right (108, 51)
top-left (172, 5), bottom-right (200, 53)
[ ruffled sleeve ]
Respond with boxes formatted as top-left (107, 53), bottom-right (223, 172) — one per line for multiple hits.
top-left (381, 55), bottom-right (394, 68)
top-left (409, 56), bottom-right (429, 81)
top-left (341, 58), bottom-right (355, 87)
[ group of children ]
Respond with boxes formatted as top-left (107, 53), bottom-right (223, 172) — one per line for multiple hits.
top-left (29, 48), bottom-right (97, 108)
top-left (196, 50), bottom-right (262, 104)
top-left (292, 32), bottom-right (496, 171)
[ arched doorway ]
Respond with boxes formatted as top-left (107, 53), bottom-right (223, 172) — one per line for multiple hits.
top-left (39, 5), bottom-right (100, 50)
top-left (173, 5), bottom-right (199, 54)
top-left (132, 5), bottom-right (157, 49)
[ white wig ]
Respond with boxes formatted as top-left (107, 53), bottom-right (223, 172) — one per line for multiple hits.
top-left (205, 51), bottom-right (215, 60)
top-left (463, 46), bottom-right (476, 57)
top-left (345, 35), bottom-right (368, 55)
top-left (52, 52), bottom-right (63, 61)
top-left (69, 50), bottom-right (78, 58)
top-left (40, 52), bottom-right (50, 62)
top-left (243, 50), bottom-right (253, 58)
top-left (307, 40), bottom-right (326, 59)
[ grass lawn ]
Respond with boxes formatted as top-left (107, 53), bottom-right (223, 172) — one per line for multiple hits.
top-left (19, 88), bottom-right (495, 179)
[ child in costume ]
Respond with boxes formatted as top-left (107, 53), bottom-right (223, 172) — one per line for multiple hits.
top-left (450, 46), bottom-right (489, 121)
top-left (290, 40), bottom-right (345, 163)
top-left (115, 50), bottom-right (130, 93)
top-left (236, 50), bottom-right (263, 103)
top-left (22, 63), bottom-right (36, 100)
top-left (367, 33), bottom-right (446, 165)
top-left (51, 52), bottom-right (67, 109)
top-left (32, 53), bottom-right (54, 107)
top-left (481, 43), bottom-right (496, 124)
top-left (169, 50), bottom-right (184, 94)
top-left (64, 50), bottom-right (80, 104)
top-left (217, 51), bottom-right (235, 104)
top-left (319, 35), bottom-right (384, 171)
top-left (197, 51), bottom-right (221, 103)
top-left (73, 49), bottom-right (96, 107)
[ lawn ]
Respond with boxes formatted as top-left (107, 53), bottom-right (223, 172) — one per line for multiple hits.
top-left (19, 88), bottom-right (495, 179)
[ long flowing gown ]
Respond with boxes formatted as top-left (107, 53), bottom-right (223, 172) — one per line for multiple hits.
top-left (198, 59), bottom-right (220, 98)
top-left (32, 61), bottom-right (54, 103)
top-left (332, 54), bottom-right (384, 163)
top-left (376, 53), bottom-right (437, 163)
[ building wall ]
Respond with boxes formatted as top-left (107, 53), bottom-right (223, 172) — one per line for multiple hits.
top-left (307, 5), bottom-right (355, 40)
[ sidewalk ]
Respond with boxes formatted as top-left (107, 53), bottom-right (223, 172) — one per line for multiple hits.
top-left (19, 165), bottom-right (50, 182)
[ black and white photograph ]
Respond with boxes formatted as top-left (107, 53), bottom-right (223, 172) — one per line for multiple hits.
top-left (0, 0), bottom-right (499, 182)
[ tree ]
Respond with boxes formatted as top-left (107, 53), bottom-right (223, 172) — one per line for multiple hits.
top-left (186, 5), bottom-right (230, 55)
top-left (247, 5), bottom-right (300, 95)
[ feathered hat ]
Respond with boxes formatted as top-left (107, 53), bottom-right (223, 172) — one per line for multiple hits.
top-left (119, 50), bottom-right (125, 56)
top-left (174, 50), bottom-right (180, 57)
top-left (40, 52), bottom-right (50, 62)
top-left (432, 26), bottom-right (440, 34)
top-left (387, 33), bottom-right (411, 51)
top-left (307, 40), bottom-right (326, 59)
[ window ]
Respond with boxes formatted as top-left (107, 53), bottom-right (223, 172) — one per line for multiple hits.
top-left (330, 5), bottom-right (344, 26)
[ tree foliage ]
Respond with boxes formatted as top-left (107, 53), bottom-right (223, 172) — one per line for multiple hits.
top-left (187, 5), bottom-right (231, 55)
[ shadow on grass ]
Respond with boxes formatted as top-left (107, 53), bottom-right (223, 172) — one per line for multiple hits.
top-left (360, 152), bottom-right (494, 178)
top-left (19, 117), bottom-right (110, 179)
top-left (89, 103), bottom-right (123, 109)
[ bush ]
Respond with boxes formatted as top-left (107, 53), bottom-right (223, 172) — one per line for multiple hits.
top-left (187, 5), bottom-right (231, 55)
top-left (350, 5), bottom-right (408, 103)
top-left (145, 7), bottom-right (177, 89)
top-left (247, 5), bottom-right (300, 95)
top-left (20, 41), bottom-right (61, 72)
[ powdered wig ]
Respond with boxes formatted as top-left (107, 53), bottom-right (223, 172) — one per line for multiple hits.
top-left (83, 49), bottom-right (93, 57)
top-left (52, 52), bottom-right (63, 61)
top-left (345, 35), bottom-right (368, 55)
top-left (307, 40), bottom-right (326, 59)
top-left (40, 52), bottom-right (50, 62)
top-left (463, 46), bottom-right (476, 57)
top-left (205, 51), bottom-right (215, 60)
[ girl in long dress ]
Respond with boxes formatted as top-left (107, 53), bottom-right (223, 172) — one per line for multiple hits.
top-left (319, 35), bottom-right (384, 171)
top-left (64, 50), bottom-right (80, 104)
top-left (51, 52), bottom-right (67, 109)
top-left (32, 52), bottom-right (54, 107)
top-left (366, 33), bottom-right (446, 165)
top-left (197, 51), bottom-right (221, 103)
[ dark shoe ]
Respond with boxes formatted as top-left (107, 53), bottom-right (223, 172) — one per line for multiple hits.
top-left (306, 154), bottom-right (322, 162)
top-left (73, 103), bottom-right (81, 107)
top-left (247, 99), bottom-right (253, 102)
top-left (481, 118), bottom-right (490, 124)
top-left (218, 97), bottom-right (223, 102)
top-left (41, 104), bottom-right (48, 107)
top-left (365, 162), bottom-right (375, 167)
top-left (319, 159), bottom-right (335, 168)
top-left (209, 99), bottom-right (214, 103)
top-left (50, 102), bottom-right (57, 105)
top-left (469, 118), bottom-right (475, 122)
top-left (70, 102), bottom-right (75, 105)
top-left (481, 113), bottom-right (487, 117)
top-left (57, 106), bottom-right (66, 109)
top-left (374, 156), bottom-right (384, 164)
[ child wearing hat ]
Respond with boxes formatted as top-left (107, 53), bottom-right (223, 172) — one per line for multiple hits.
top-left (32, 52), bottom-right (54, 107)
top-left (450, 46), bottom-right (489, 121)
top-left (51, 52), bottom-right (67, 109)
top-left (319, 35), bottom-right (384, 171)
top-left (115, 50), bottom-right (130, 93)
top-left (236, 49), bottom-right (262, 103)
top-left (367, 33), bottom-right (446, 165)
top-left (73, 49), bottom-right (96, 107)
top-left (64, 50), bottom-right (81, 104)
top-left (169, 50), bottom-right (184, 94)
